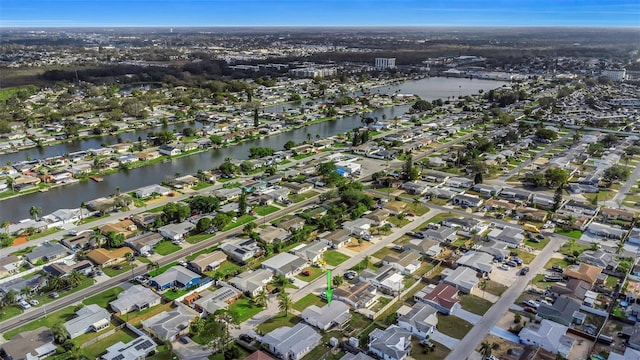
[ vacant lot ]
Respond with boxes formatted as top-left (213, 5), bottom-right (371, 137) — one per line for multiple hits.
top-left (292, 293), bottom-right (326, 312)
top-left (460, 295), bottom-right (493, 315)
top-left (436, 314), bottom-right (473, 339)
top-left (323, 250), bottom-right (350, 266)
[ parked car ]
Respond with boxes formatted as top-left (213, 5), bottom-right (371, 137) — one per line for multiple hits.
top-left (18, 300), bottom-right (31, 310)
top-left (239, 334), bottom-right (253, 343)
top-left (523, 300), bottom-right (539, 308)
top-left (523, 306), bottom-right (537, 314)
top-left (505, 260), bottom-right (518, 267)
top-left (301, 270), bottom-right (311, 276)
top-left (551, 265), bottom-right (564, 273)
top-left (519, 267), bottom-right (530, 276)
top-left (536, 234), bottom-right (545, 239)
top-left (499, 264), bottom-right (510, 271)
top-left (512, 257), bottom-right (523, 265)
top-left (29, 299), bottom-right (39, 306)
top-left (50, 292), bottom-right (59, 298)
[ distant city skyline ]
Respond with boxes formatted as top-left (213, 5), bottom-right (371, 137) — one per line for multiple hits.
top-left (2, 0), bottom-right (639, 28)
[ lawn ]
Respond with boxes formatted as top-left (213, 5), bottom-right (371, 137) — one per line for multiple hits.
top-left (515, 250), bottom-right (536, 264)
top-left (411, 204), bottom-right (430, 216)
top-left (0, 305), bottom-right (22, 322)
top-left (606, 275), bottom-right (621, 288)
top-left (295, 267), bottom-right (325, 282)
top-left (222, 215), bottom-right (257, 231)
top-left (256, 312), bottom-right (301, 335)
top-left (554, 228), bottom-right (583, 239)
top-left (205, 260), bottom-right (242, 278)
top-left (413, 339), bottom-right (450, 360)
top-left (81, 328), bottom-right (137, 359)
top-left (372, 246), bottom-right (400, 260)
top-left (583, 190), bottom-right (615, 203)
top-left (544, 258), bottom-right (572, 270)
top-left (531, 274), bottom-right (548, 289)
top-left (484, 280), bottom-right (508, 297)
top-left (154, 240), bottom-right (182, 255)
top-left (83, 287), bottom-right (124, 308)
top-left (388, 215), bottom-right (411, 228)
top-left (323, 250), bottom-right (350, 266)
top-left (192, 182), bottom-right (213, 190)
top-left (186, 246), bottom-right (218, 261)
top-left (559, 240), bottom-right (590, 256)
top-left (148, 261), bottom-right (177, 277)
top-left (4, 306), bottom-right (76, 339)
top-left (126, 303), bottom-right (173, 326)
top-left (292, 293), bottom-right (326, 312)
top-left (103, 263), bottom-right (137, 278)
top-left (254, 205), bottom-right (280, 216)
top-left (460, 295), bottom-right (493, 315)
top-left (525, 237), bottom-right (550, 250)
top-left (436, 314), bottom-right (473, 339)
top-left (185, 233), bottom-right (211, 244)
top-left (228, 297), bottom-right (263, 323)
top-left (415, 212), bottom-right (450, 230)
top-left (289, 190), bottom-right (320, 203)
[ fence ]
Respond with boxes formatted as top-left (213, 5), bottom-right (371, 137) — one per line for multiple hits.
top-left (369, 277), bottom-right (425, 320)
top-left (173, 278), bottom-right (215, 302)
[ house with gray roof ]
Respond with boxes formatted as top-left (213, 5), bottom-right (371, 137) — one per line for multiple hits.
top-left (428, 187), bottom-right (456, 200)
top-left (126, 232), bottom-right (163, 256)
top-left (134, 184), bottom-right (171, 198)
top-left (340, 353), bottom-right (375, 360)
top-left (445, 177), bottom-right (474, 189)
top-left (396, 302), bottom-right (438, 339)
top-left (400, 180), bottom-right (430, 195)
top-left (455, 251), bottom-right (494, 274)
top-left (141, 303), bottom-right (198, 341)
top-left (441, 267), bottom-right (479, 294)
top-left (293, 241), bottom-right (328, 262)
top-left (404, 238), bottom-right (442, 258)
top-left (158, 221), bottom-right (195, 243)
top-left (319, 229), bottom-right (353, 249)
top-left (221, 238), bottom-right (261, 264)
top-left (382, 251), bottom-right (422, 275)
top-left (422, 227), bottom-right (457, 244)
top-left (213, 187), bottom-right (243, 201)
top-left (101, 335), bottom-right (157, 360)
top-left (262, 252), bottom-right (307, 278)
top-left (64, 304), bottom-right (111, 339)
top-left (453, 194), bottom-right (484, 208)
top-left (578, 249), bottom-right (620, 271)
top-left (359, 265), bottom-right (404, 295)
top-left (0, 274), bottom-right (47, 297)
top-left (587, 222), bottom-right (627, 240)
top-left (301, 300), bottom-right (351, 331)
top-left (0, 255), bottom-right (22, 278)
top-left (487, 226), bottom-right (525, 248)
top-left (109, 285), bottom-right (161, 315)
top-left (518, 320), bottom-right (575, 358)
top-left (257, 225), bottom-right (290, 244)
top-left (229, 269), bottom-right (273, 297)
top-left (536, 297), bottom-right (582, 326)
top-left (188, 250), bottom-right (228, 274)
top-left (368, 325), bottom-right (412, 360)
top-left (24, 242), bottom-right (69, 265)
top-left (261, 323), bottom-right (322, 360)
top-left (471, 184), bottom-right (502, 198)
top-left (342, 218), bottom-right (375, 238)
top-left (193, 286), bottom-right (241, 316)
top-left (498, 187), bottom-right (532, 201)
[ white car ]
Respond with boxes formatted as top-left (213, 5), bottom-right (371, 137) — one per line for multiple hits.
top-left (29, 299), bottom-right (39, 306)
top-left (523, 300), bottom-right (539, 308)
top-left (499, 264), bottom-right (510, 271)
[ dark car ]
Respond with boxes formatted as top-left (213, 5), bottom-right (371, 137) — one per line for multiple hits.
top-left (551, 265), bottom-right (564, 273)
top-left (519, 267), bottom-right (530, 276)
top-left (179, 336), bottom-right (190, 344)
top-left (239, 334), bottom-right (253, 343)
top-left (523, 306), bottom-right (537, 314)
top-left (271, 288), bottom-right (280, 294)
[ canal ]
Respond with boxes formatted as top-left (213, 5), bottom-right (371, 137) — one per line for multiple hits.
top-left (0, 77), bottom-right (505, 222)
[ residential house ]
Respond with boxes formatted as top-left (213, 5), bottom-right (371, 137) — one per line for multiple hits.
top-left (261, 323), bottom-right (321, 360)
top-left (340, 353), bottom-right (375, 360)
top-left (536, 297), bottom-right (583, 326)
top-left (471, 184), bottom-right (502, 198)
top-left (0, 255), bottom-right (22, 278)
top-left (455, 251), bottom-right (494, 275)
top-left (531, 194), bottom-right (556, 210)
top-left (629, 228), bottom-right (640, 246)
top-left (421, 227), bottom-right (457, 244)
top-left (333, 282), bottom-right (378, 309)
top-left (518, 320), bottom-right (575, 358)
top-left (0, 327), bottom-right (56, 360)
top-left (383, 201), bottom-right (407, 216)
top-left (134, 184), bottom-right (171, 198)
top-left (43, 260), bottom-right (93, 278)
top-left (293, 241), bottom-right (328, 262)
top-left (301, 300), bottom-right (352, 331)
top-left (428, 187), bottom-right (456, 200)
top-left (400, 180), bottom-right (430, 195)
top-left (498, 187), bottom-right (532, 201)
top-left (396, 303), bottom-right (438, 339)
top-left (64, 304), bottom-right (111, 339)
top-left (476, 241), bottom-right (510, 262)
top-left (587, 222), bottom-right (627, 240)
top-left (100, 335), bottom-right (157, 360)
top-left (319, 229), bottom-right (353, 249)
top-left (86, 247), bottom-right (135, 267)
top-left (578, 250), bottom-right (620, 271)
top-left (368, 325), bottom-right (412, 360)
top-left (342, 218), bottom-right (375, 238)
top-left (550, 279), bottom-right (591, 302)
top-left (61, 232), bottom-right (95, 251)
top-left (276, 216), bottom-right (306, 232)
top-left (282, 182), bottom-right (313, 194)
top-left (141, 303), bottom-right (198, 341)
top-left (158, 221), bottom-right (195, 243)
top-left (0, 275), bottom-right (47, 297)
top-left (452, 194), bottom-right (483, 208)
top-left (136, 150), bottom-right (161, 161)
top-left (170, 175), bottom-right (199, 189)
top-left (23, 242), bottom-right (69, 264)
top-left (364, 209), bottom-right (390, 226)
top-left (221, 238), bottom-right (261, 264)
top-left (441, 267), bottom-right (479, 294)
top-left (125, 232), bottom-right (164, 256)
top-left (192, 286), bottom-right (241, 316)
top-left (257, 225), bottom-right (290, 244)
top-left (100, 219), bottom-right (137, 238)
top-left (608, 348), bottom-right (640, 360)
top-left (482, 199), bottom-right (517, 213)
top-left (41, 208), bottom-right (93, 228)
top-left (264, 188), bottom-right (291, 203)
top-left (149, 265), bottom-right (201, 291)
top-left (442, 217), bottom-right (488, 234)
top-left (359, 265), bottom-right (404, 294)
top-left (445, 177), bottom-right (474, 189)
top-left (109, 285), bottom-right (161, 314)
top-left (404, 238), bottom-right (442, 258)
top-left (487, 226), bottom-right (525, 248)
top-left (515, 207), bottom-right (548, 223)
top-left (562, 199), bottom-right (598, 216)
top-left (599, 207), bottom-right (636, 223)
top-left (414, 283), bottom-right (460, 315)
top-left (564, 263), bottom-right (603, 286)
top-left (229, 269), bottom-right (273, 297)
top-left (188, 251), bottom-right (228, 274)
top-left (382, 251), bottom-right (422, 275)
top-left (158, 144), bottom-right (181, 156)
top-left (262, 253), bottom-right (307, 278)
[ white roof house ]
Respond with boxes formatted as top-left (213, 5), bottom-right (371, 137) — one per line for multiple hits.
top-left (261, 252), bottom-right (308, 278)
top-left (301, 300), bottom-right (351, 331)
top-left (441, 267), bottom-right (479, 294)
top-left (368, 325), bottom-right (412, 360)
top-left (518, 319), bottom-right (575, 358)
top-left (64, 304), bottom-right (111, 339)
top-left (262, 323), bottom-right (322, 360)
top-left (141, 303), bottom-right (198, 341)
top-left (396, 302), bottom-right (438, 339)
top-left (229, 269), bottom-right (273, 297)
top-left (455, 251), bottom-right (494, 274)
top-left (109, 285), bottom-right (161, 315)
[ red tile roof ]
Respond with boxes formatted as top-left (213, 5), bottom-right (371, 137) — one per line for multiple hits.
top-left (423, 283), bottom-right (459, 310)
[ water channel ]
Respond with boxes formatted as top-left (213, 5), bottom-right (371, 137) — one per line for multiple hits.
top-left (0, 77), bottom-right (506, 222)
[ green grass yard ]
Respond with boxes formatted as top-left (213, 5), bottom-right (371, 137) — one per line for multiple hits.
top-left (257, 312), bottom-right (301, 334)
top-left (554, 228), bottom-right (583, 239)
top-left (222, 215), bottom-right (257, 231)
top-left (81, 328), bottom-right (137, 359)
top-left (4, 306), bottom-right (76, 339)
top-left (436, 314), bottom-right (473, 339)
top-left (323, 250), bottom-right (350, 266)
top-left (295, 267), bottom-right (325, 282)
top-left (102, 263), bottom-right (137, 278)
top-left (228, 297), bottom-right (263, 323)
top-left (289, 190), bottom-right (320, 203)
top-left (154, 240), bottom-right (181, 255)
top-left (460, 295), bottom-right (493, 315)
top-left (253, 205), bottom-right (280, 216)
top-left (292, 293), bottom-right (326, 312)
top-left (83, 287), bottom-right (124, 308)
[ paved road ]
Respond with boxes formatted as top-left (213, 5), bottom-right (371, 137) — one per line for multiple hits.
top-left (605, 160), bottom-right (640, 208)
top-left (0, 195), bottom-right (321, 335)
top-left (444, 231), bottom-right (566, 360)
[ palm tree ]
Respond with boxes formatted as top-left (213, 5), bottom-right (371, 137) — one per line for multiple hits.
top-left (255, 288), bottom-right (268, 308)
top-left (79, 202), bottom-right (86, 222)
top-left (1, 220), bottom-right (9, 235)
top-left (278, 293), bottom-right (292, 316)
top-left (29, 205), bottom-right (42, 221)
top-left (4, 289), bottom-right (17, 305)
top-left (479, 278), bottom-right (488, 299)
top-left (67, 270), bottom-right (83, 287)
top-left (51, 323), bottom-right (69, 344)
top-left (272, 274), bottom-right (289, 290)
top-left (616, 240), bottom-right (625, 255)
top-left (48, 276), bottom-right (64, 291)
top-left (333, 275), bottom-right (344, 287)
top-left (125, 252), bottom-right (136, 279)
top-left (479, 341), bottom-right (492, 358)
top-left (5, 177), bottom-right (14, 192)
top-left (147, 261), bottom-right (160, 274)
top-left (89, 232), bottom-right (105, 248)
top-left (20, 286), bottom-right (31, 299)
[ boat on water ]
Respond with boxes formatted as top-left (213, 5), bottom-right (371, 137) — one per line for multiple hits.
top-left (90, 176), bottom-right (104, 182)
top-left (39, 188), bottom-right (49, 192)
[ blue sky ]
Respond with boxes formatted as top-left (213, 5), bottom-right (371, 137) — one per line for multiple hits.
top-left (2, 0), bottom-right (639, 27)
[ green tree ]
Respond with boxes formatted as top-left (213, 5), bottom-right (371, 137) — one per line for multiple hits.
top-left (29, 205), bottom-right (42, 221)
top-left (284, 140), bottom-right (296, 150)
top-left (545, 168), bottom-right (569, 188)
top-left (333, 275), bottom-right (344, 287)
top-left (255, 288), bottom-right (268, 308)
top-left (278, 293), bottom-right (292, 316)
top-left (238, 190), bottom-right (248, 216)
top-left (196, 217), bottom-right (212, 233)
top-left (553, 186), bottom-right (564, 211)
top-left (105, 231), bottom-right (125, 248)
top-left (479, 278), bottom-right (488, 299)
top-left (603, 165), bottom-right (630, 183)
top-left (67, 270), bottom-right (83, 287)
top-left (474, 172), bottom-right (483, 185)
top-left (51, 324), bottom-right (70, 344)
top-left (535, 128), bottom-right (557, 141)
top-left (479, 341), bottom-right (492, 358)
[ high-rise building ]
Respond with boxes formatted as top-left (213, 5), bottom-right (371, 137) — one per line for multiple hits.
top-left (375, 58), bottom-right (396, 70)
top-left (602, 69), bottom-right (626, 82)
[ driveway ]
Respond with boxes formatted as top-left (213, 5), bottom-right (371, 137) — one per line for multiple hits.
top-left (455, 308), bottom-right (482, 325)
top-left (429, 330), bottom-right (460, 349)
top-left (489, 326), bottom-right (520, 344)
top-left (171, 336), bottom-right (212, 360)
